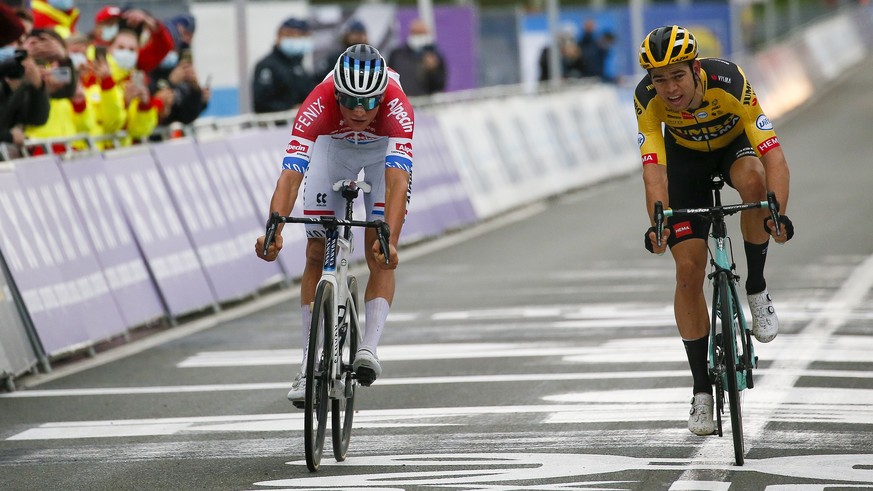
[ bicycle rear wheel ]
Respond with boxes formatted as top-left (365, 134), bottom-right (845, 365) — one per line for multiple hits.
top-left (332, 276), bottom-right (359, 461)
top-left (304, 281), bottom-right (333, 472)
top-left (717, 272), bottom-right (744, 466)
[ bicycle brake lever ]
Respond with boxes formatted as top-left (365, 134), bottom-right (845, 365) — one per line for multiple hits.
top-left (654, 201), bottom-right (664, 248)
top-left (377, 221), bottom-right (391, 265)
top-left (766, 192), bottom-right (781, 236)
top-left (263, 211), bottom-right (279, 256)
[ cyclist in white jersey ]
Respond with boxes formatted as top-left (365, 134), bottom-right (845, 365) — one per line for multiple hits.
top-left (255, 44), bottom-right (414, 403)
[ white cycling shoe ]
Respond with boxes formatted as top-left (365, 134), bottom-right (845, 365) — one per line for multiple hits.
top-left (748, 289), bottom-right (779, 343)
top-left (353, 348), bottom-right (382, 387)
top-left (286, 372), bottom-right (305, 403)
top-left (688, 392), bottom-right (716, 436)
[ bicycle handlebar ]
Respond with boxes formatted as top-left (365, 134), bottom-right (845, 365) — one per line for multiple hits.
top-left (653, 191), bottom-right (781, 248)
top-left (263, 211), bottom-right (392, 265)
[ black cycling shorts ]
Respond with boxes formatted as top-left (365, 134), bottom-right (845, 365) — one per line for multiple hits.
top-left (664, 131), bottom-right (757, 247)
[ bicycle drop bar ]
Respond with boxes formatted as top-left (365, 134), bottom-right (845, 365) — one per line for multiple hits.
top-left (262, 212), bottom-right (392, 264)
top-left (652, 196), bottom-right (780, 247)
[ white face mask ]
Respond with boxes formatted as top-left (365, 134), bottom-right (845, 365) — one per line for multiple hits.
top-left (278, 37), bottom-right (313, 57)
top-left (100, 24), bottom-right (119, 43)
top-left (111, 48), bottom-right (138, 71)
top-left (69, 52), bottom-right (88, 68)
top-left (159, 50), bottom-right (179, 69)
top-left (407, 34), bottom-right (433, 52)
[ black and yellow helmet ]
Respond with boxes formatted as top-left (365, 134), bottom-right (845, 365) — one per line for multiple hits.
top-left (639, 25), bottom-right (698, 70)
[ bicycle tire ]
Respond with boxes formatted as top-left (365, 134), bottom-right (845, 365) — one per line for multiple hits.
top-left (717, 272), bottom-right (745, 466)
top-left (304, 281), bottom-right (333, 472)
top-left (332, 275), bottom-right (359, 461)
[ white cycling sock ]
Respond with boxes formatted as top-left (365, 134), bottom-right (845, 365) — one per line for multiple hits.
top-left (362, 297), bottom-right (390, 354)
top-left (300, 303), bottom-right (312, 371)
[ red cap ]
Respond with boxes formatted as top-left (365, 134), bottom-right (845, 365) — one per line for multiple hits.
top-left (95, 6), bottom-right (122, 24)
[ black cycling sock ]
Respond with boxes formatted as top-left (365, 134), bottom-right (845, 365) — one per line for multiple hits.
top-left (683, 336), bottom-right (711, 396)
top-left (744, 240), bottom-right (769, 295)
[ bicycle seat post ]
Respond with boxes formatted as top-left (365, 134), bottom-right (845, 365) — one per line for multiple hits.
top-left (341, 183), bottom-right (359, 239)
top-left (711, 175), bottom-right (727, 239)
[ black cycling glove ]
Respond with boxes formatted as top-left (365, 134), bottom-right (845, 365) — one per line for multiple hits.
top-left (763, 215), bottom-right (794, 241)
top-left (644, 226), bottom-right (658, 253)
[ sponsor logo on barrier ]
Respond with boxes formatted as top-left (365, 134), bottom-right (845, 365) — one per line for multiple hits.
top-left (285, 140), bottom-right (309, 154)
top-left (756, 114), bottom-right (773, 131)
top-left (757, 136), bottom-right (780, 154)
top-left (387, 98), bottom-right (414, 133)
top-left (294, 97), bottom-right (325, 132)
top-left (674, 221), bottom-right (692, 238)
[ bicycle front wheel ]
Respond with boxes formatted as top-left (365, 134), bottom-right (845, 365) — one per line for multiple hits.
top-left (717, 272), bottom-right (744, 466)
top-left (304, 281), bottom-right (333, 472)
top-left (332, 275), bottom-right (359, 461)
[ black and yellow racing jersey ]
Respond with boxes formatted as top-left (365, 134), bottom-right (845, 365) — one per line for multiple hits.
top-left (634, 58), bottom-right (780, 166)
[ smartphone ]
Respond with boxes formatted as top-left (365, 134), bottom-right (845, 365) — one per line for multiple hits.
top-left (94, 46), bottom-right (108, 62)
top-left (180, 49), bottom-right (192, 64)
top-left (51, 66), bottom-right (72, 84)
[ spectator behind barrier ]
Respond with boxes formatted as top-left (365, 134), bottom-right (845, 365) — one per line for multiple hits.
top-left (316, 19), bottom-right (369, 78)
top-left (90, 6), bottom-right (173, 74)
top-left (538, 24), bottom-right (587, 82)
top-left (1, 7), bottom-right (50, 160)
top-left (387, 18), bottom-right (447, 96)
top-left (148, 14), bottom-right (209, 130)
top-left (252, 17), bottom-right (318, 114)
top-left (109, 28), bottom-right (159, 144)
top-left (22, 28), bottom-right (90, 154)
top-left (30, 0), bottom-right (80, 39)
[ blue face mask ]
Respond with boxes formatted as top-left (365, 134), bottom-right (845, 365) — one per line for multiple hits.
top-left (278, 37), bottom-right (312, 57)
top-left (48, 0), bottom-right (74, 11)
top-left (100, 24), bottom-right (119, 43)
top-left (159, 51), bottom-right (179, 69)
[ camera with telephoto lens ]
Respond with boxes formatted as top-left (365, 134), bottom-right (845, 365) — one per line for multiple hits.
top-left (0, 49), bottom-right (28, 79)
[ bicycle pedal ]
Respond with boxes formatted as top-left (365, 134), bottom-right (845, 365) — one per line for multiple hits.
top-left (355, 368), bottom-right (376, 387)
top-left (291, 400), bottom-right (304, 409)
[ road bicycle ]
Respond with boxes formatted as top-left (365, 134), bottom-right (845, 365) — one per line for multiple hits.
top-left (654, 175), bottom-right (781, 466)
top-left (263, 179), bottom-right (390, 472)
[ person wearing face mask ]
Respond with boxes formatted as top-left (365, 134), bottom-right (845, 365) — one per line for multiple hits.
top-left (387, 18), bottom-right (446, 97)
top-left (101, 27), bottom-right (158, 145)
top-left (252, 17), bottom-right (318, 114)
top-left (90, 6), bottom-right (174, 74)
top-left (31, 0), bottom-right (80, 39)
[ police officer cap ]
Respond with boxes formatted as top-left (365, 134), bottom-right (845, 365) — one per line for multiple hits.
top-left (281, 17), bottom-right (309, 31)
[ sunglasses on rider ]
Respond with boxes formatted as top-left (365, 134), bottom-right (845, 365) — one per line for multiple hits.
top-left (336, 93), bottom-right (382, 111)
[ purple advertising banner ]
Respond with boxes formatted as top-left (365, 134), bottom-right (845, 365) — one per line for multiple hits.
top-left (150, 139), bottom-right (266, 302)
top-left (408, 113), bottom-right (478, 237)
top-left (3, 157), bottom-right (127, 355)
top-left (195, 138), bottom-right (285, 291)
top-left (224, 129), bottom-right (306, 279)
top-left (102, 149), bottom-right (217, 317)
top-left (0, 168), bottom-right (85, 354)
top-left (59, 155), bottom-right (165, 328)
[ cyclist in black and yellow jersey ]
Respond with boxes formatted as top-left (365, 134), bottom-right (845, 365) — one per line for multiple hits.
top-left (635, 25), bottom-right (795, 436)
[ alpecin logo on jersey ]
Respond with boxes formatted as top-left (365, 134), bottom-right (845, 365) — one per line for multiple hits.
top-left (674, 221), bottom-right (693, 238)
top-left (286, 140), bottom-right (309, 154)
top-left (387, 98), bottom-right (414, 133)
top-left (395, 142), bottom-right (412, 157)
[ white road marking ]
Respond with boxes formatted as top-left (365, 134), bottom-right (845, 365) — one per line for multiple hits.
top-left (8, 387), bottom-right (873, 441)
top-left (3, 368), bottom-right (873, 398)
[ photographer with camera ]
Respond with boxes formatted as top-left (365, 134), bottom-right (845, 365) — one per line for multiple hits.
top-left (1, 6), bottom-right (50, 159)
